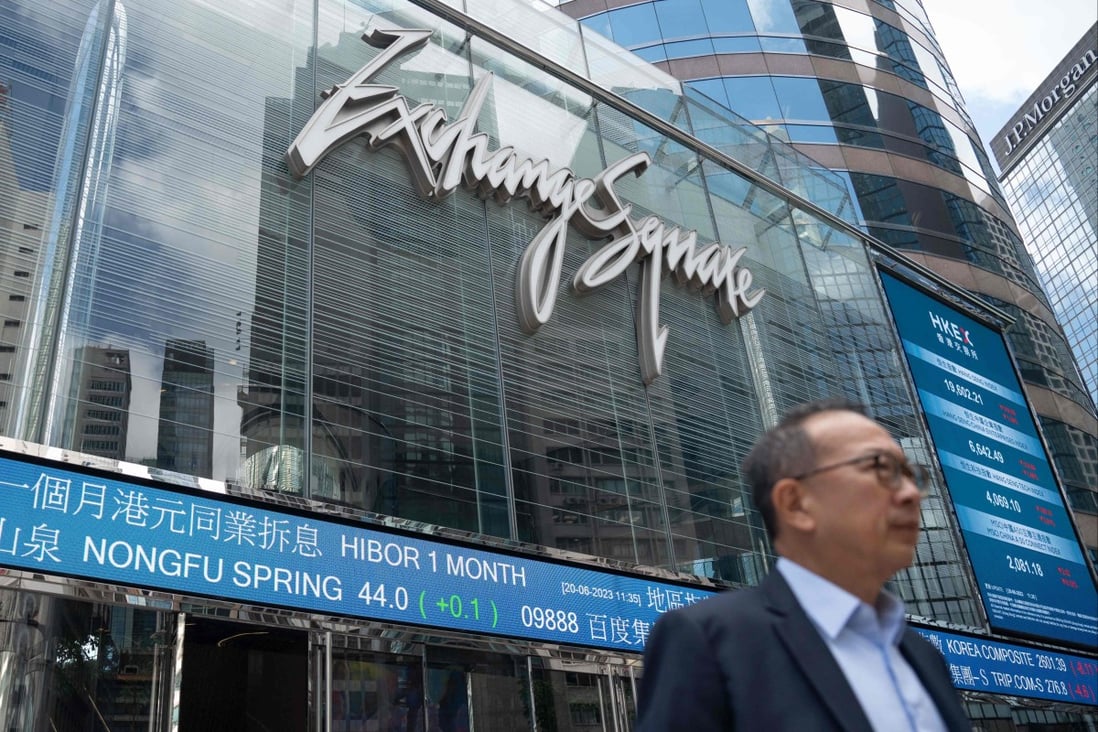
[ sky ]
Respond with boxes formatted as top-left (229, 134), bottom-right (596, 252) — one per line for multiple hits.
top-left (918, 0), bottom-right (1097, 167)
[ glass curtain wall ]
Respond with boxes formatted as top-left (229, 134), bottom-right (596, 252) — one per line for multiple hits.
top-left (559, 0), bottom-right (1097, 520)
top-left (1, 0), bottom-right (985, 640)
top-left (0, 587), bottom-right (169, 731)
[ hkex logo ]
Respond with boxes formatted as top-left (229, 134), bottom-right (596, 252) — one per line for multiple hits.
top-left (928, 311), bottom-right (978, 359)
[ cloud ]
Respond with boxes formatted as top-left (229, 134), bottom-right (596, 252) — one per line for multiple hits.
top-left (921, 0), bottom-right (1097, 105)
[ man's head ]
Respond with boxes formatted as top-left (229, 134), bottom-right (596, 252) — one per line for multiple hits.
top-left (743, 398), bottom-right (928, 602)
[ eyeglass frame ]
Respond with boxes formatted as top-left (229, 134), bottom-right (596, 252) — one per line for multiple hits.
top-left (789, 451), bottom-right (931, 493)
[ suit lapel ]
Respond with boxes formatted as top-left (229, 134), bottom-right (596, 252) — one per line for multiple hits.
top-left (764, 573), bottom-right (876, 732)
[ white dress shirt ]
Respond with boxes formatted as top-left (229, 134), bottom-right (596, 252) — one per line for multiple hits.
top-left (777, 558), bottom-right (949, 732)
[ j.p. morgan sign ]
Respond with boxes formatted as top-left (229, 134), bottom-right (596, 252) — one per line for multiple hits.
top-left (286, 28), bottom-right (765, 384)
top-left (1002, 47), bottom-right (1096, 156)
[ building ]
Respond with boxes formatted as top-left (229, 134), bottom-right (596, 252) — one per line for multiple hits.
top-left (993, 26), bottom-right (1097, 414)
top-left (0, 83), bottom-right (48, 430)
top-left (0, 0), bottom-right (1095, 729)
top-left (557, 0), bottom-right (1098, 575)
top-left (69, 346), bottom-right (132, 460)
top-left (157, 339), bottom-right (215, 478)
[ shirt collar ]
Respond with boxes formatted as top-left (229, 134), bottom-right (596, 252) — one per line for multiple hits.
top-left (776, 557), bottom-right (907, 645)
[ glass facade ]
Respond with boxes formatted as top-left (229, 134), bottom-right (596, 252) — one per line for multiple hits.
top-left (561, 0), bottom-right (1098, 646)
top-left (0, 0), bottom-right (1094, 728)
top-left (0, 0), bottom-right (899, 584)
top-left (558, 0), bottom-right (1096, 513)
top-left (1000, 80), bottom-right (1097, 410)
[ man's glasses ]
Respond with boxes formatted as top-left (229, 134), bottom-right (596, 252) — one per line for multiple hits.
top-left (790, 452), bottom-right (931, 494)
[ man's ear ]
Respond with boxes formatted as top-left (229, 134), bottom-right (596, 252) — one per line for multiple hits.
top-left (772, 477), bottom-right (816, 534)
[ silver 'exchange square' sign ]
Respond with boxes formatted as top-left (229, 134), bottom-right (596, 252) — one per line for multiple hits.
top-left (287, 28), bottom-right (765, 384)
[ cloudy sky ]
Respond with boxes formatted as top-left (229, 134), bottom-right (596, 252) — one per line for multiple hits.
top-left (919, 0), bottom-right (1097, 167)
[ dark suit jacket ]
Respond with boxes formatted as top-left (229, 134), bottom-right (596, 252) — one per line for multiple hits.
top-left (636, 571), bottom-right (972, 731)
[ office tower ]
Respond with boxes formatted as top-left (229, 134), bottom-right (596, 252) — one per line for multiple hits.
top-left (994, 26), bottom-right (1097, 415)
top-left (157, 339), bottom-right (214, 478)
top-left (559, 0), bottom-right (1098, 592)
top-left (0, 84), bottom-right (49, 432)
top-left (70, 345), bottom-right (131, 460)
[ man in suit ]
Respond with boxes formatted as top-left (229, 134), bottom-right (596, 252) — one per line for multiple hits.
top-left (636, 399), bottom-right (972, 731)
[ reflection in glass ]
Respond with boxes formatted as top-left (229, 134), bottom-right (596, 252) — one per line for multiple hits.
top-left (157, 340), bottom-right (214, 478)
top-left (19, 0), bottom-right (127, 446)
top-left (69, 346), bottom-right (132, 460)
top-left (654, 0), bottom-right (710, 39)
top-left (605, 2), bottom-right (661, 48)
top-left (0, 590), bottom-right (165, 731)
top-left (331, 651), bottom-right (424, 732)
top-left (720, 77), bottom-right (780, 122)
top-left (530, 659), bottom-right (614, 732)
top-left (428, 649), bottom-right (529, 732)
top-left (746, 0), bottom-right (801, 35)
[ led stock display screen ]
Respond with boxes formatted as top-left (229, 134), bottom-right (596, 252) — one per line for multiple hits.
top-left (0, 451), bottom-right (714, 653)
top-left (912, 627), bottom-right (1095, 705)
top-left (880, 270), bottom-right (1097, 649)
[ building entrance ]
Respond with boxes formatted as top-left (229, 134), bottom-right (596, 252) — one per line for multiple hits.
top-left (1, 588), bottom-right (642, 731)
top-left (317, 631), bottom-right (639, 732)
top-left (178, 616), bottom-right (308, 730)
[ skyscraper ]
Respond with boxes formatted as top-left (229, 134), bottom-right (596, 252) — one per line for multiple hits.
top-left (69, 345), bottom-right (131, 460)
top-left (0, 83), bottom-right (49, 432)
top-left (157, 339), bottom-right (214, 477)
top-left (558, 0), bottom-right (1098, 568)
top-left (993, 26), bottom-right (1097, 416)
